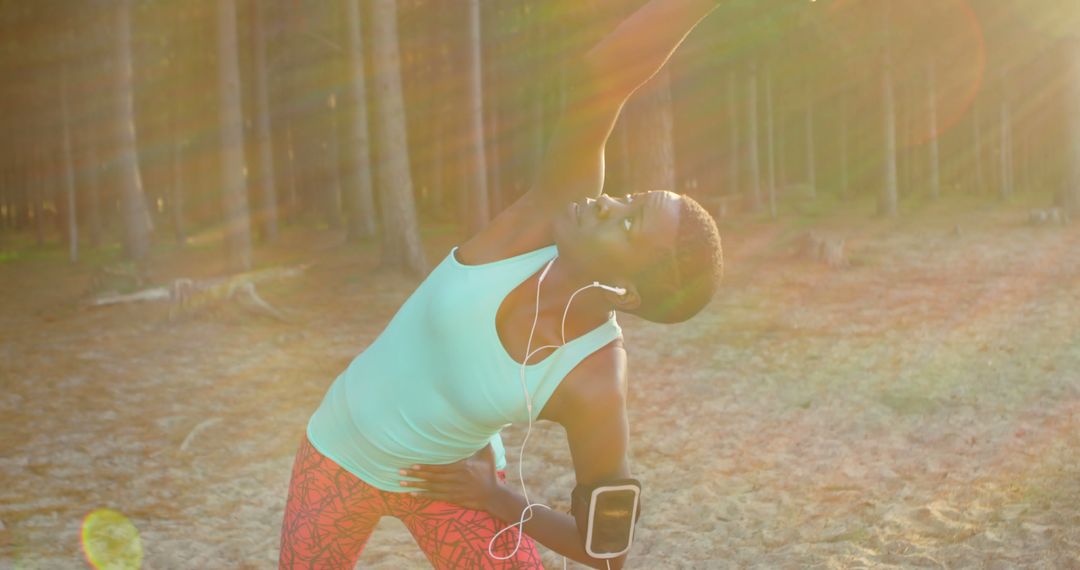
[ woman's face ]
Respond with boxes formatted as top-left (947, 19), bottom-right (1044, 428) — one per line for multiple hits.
top-left (553, 190), bottom-right (682, 285)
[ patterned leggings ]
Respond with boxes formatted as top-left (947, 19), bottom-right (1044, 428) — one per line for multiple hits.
top-left (278, 435), bottom-right (544, 569)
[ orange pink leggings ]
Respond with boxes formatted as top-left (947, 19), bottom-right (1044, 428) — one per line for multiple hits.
top-left (278, 435), bottom-right (543, 569)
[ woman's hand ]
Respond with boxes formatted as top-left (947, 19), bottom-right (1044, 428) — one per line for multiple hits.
top-left (398, 444), bottom-right (501, 511)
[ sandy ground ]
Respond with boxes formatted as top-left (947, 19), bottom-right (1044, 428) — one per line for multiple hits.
top-left (1, 203), bottom-right (1079, 569)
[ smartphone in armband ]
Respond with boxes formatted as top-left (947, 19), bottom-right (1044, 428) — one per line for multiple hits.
top-left (572, 478), bottom-right (641, 559)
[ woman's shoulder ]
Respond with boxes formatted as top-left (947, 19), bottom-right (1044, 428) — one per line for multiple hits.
top-left (538, 338), bottom-right (627, 424)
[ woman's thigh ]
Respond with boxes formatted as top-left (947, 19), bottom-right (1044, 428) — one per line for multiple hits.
top-left (278, 436), bottom-right (386, 570)
top-left (393, 488), bottom-right (544, 570)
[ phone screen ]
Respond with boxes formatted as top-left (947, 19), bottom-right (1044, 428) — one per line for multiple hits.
top-left (590, 488), bottom-right (637, 555)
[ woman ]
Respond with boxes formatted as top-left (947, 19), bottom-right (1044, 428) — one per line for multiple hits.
top-left (279, 1), bottom-right (723, 568)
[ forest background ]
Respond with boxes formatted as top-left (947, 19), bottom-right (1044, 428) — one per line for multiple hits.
top-left (2, 0), bottom-right (1080, 568)
top-left (1, 0), bottom-right (1078, 269)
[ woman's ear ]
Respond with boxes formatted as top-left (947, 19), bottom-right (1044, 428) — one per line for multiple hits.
top-left (604, 282), bottom-right (640, 311)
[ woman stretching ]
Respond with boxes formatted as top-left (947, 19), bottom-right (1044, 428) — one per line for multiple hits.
top-left (279, 1), bottom-right (723, 568)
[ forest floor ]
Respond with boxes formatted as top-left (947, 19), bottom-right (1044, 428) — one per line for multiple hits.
top-left (1, 195), bottom-right (1079, 569)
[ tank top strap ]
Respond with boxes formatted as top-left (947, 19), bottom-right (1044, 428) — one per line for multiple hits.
top-left (447, 244), bottom-right (559, 298)
top-left (526, 314), bottom-right (622, 421)
top-left (448, 244), bottom-right (558, 271)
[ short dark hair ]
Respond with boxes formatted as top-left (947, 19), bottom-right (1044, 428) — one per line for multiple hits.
top-left (627, 196), bottom-right (723, 324)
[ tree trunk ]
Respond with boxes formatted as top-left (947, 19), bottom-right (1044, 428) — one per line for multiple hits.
top-left (486, 97), bottom-right (503, 215)
top-left (33, 145), bottom-right (45, 246)
top-left (899, 86), bottom-right (912, 198)
top-left (805, 101), bottom-right (817, 199)
top-left (727, 70), bottom-right (739, 198)
top-left (216, 0), bottom-right (253, 272)
top-left (1020, 133), bottom-right (1030, 193)
top-left (171, 133), bottom-right (186, 244)
top-left (746, 66), bottom-right (762, 211)
top-left (881, 57), bottom-right (899, 217)
top-left (83, 130), bottom-right (102, 247)
top-left (285, 122), bottom-right (298, 220)
top-left (999, 99), bottom-right (1013, 199)
top-left (464, 0), bottom-right (490, 235)
top-left (111, 0), bottom-right (152, 261)
top-left (928, 60), bottom-right (941, 199)
top-left (1, 155), bottom-right (9, 231)
top-left (370, 0), bottom-right (426, 275)
top-left (627, 68), bottom-right (677, 192)
top-left (16, 147), bottom-right (29, 230)
top-left (777, 116), bottom-right (788, 191)
top-left (61, 64), bottom-right (78, 262)
top-left (530, 73), bottom-right (546, 188)
top-left (252, 0), bottom-right (279, 242)
top-left (840, 106), bottom-right (850, 196)
top-left (324, 97), bottom-right (342, 229)
top-left (343, 0), bottom-right (377, 241)
top-left (765, 68), bottom-right (777, 218)
top-left (973, 101), bottom-right (985, 194)
top-left (483, 2), bottom-right (505, 214)
top-left (1065, 37), bottom-right (1080, 217)
top-left (0, 160), bottom-right (7, 231)
top-left (66, 5), bottom-right (98, 248)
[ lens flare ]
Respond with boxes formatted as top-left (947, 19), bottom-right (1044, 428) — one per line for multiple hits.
top-left (80, 509), bottom-right (143, 570)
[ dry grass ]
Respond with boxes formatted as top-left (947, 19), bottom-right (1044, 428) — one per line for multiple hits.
top-left (1, 205), bottom-right (1079, 569)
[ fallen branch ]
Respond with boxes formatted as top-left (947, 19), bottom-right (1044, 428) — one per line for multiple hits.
top-left (229, 281), bottom-right (289, 323)
top-left (87, 264), bottom-right (308, 322)
top-left (89, 287), bottom-right (171, 306)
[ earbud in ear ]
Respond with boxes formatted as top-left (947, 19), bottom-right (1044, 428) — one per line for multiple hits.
top-left (591, 281), bottom-right (627, 296)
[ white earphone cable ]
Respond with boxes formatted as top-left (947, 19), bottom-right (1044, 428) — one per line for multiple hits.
top-left (487, 257), bottom-right (613, 563)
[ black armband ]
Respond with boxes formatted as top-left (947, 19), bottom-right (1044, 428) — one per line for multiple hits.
top-left (571, 478), bottom-right (642, 559)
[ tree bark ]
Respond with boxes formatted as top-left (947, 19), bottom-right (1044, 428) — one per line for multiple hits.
top-left (805, 101), bottom-right (817, 199)
top-left (342, 0), bottom-right (377, 241)
top-left (285, 122), bottom-right (298, 220)
top-left (324, 97), bottom-right (342, 229)
top-left (171, 129), bottom-right (186, 244)
top-left (15, 147), bottom-right (29, 230)
top-left (840, 106), bottom-right (850, 197)
top-left (61, 64), bottom-right (78, 262)
top-left (973, 101), bottom-right (985, 194)
top-left (33, 145), bottom-right (45, 246)
top-left (627, 68), bottom-right (677, 192)
top-left (67, 4), bottom-right (100, 248)
top-left (746, 66), bottom-right (762, 211)
top-left (727, 70), bottom-right (739, 198)
top-left (1065, 37), bottom-right (1080, 217)
top-left (216, 0), bottom-right (253, 272)
top-left (764, 69), bottom-right (777, 217)
top-left (0, 160), bottom-right (7, 231)
top-left (111, 0), bottom-right (153, 261)
top-left (252, 0), bottom-right (279, 242)
top-left (999, 99), bottom-right (1013, 199)
top-left (483, 2), bottom-right (505, 215)
top-left (83, 130), bottom-right (102, 247)
top-left (464, 0), bottom-right (490, 235)
top-left (370, 0), bottom-right (426, 275)
top-left (17, 149), bottom-right (27, 230)
top-left (927, 60), bottom-right (941, 199)
top-left (881, 56), bottom-right (899, 217)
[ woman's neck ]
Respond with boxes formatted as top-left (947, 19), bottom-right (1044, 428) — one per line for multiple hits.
top-left (533, 257), bottom-right (614, 340)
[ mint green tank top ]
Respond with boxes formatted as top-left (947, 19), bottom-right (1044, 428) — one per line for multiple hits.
top-left (306, 244), bottom-right (622, 492)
